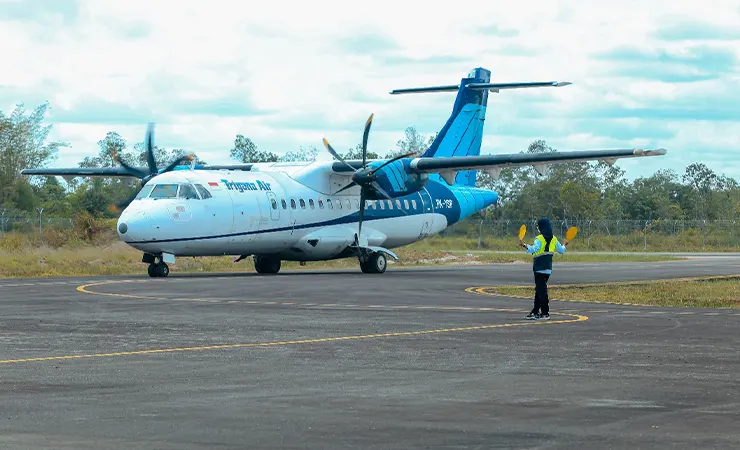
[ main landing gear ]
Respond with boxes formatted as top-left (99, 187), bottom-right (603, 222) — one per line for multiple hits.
top-left (143, 253), bottom-right (170, 278)
top-left (253, 255), bottom-right (281, 274)
top-left (359, 250), bottom-right (387, 274)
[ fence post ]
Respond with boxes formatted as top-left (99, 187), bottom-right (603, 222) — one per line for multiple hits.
top-left (36, 208), bottom-right (44, 243)
top-left (477, 220), bottom-right (483, 248)
top-left (644, 220), bottom-right (648, 250)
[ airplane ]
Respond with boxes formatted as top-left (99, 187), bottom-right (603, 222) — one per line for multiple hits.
top-left (22, 67), bottom-right (667, 277)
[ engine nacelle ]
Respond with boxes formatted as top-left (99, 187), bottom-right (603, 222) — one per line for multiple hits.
top-left (364, 159), bottom-right (429, 200)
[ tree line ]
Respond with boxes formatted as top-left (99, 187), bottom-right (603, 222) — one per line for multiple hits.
top-left (2, 102), bottom-right (738, 223)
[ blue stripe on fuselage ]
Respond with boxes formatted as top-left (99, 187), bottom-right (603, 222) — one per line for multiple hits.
top-left (123, 181), bottom-right (498, 245)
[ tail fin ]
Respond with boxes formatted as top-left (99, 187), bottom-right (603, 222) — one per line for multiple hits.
top-left (391, 68), bottom-right (491, 186)
top-left (390, 67), bottom-right (571, 187)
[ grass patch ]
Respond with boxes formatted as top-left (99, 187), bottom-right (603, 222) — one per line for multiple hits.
top-left (0, 241), bottom-right (683, 278)
top-left (491, 276), bottom-right (740, 309)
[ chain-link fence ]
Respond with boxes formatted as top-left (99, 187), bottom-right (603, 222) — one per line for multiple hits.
top-left (0, 218), bottom-right (74, 234)
top-left (2, 215), bottom-right (740, 251)
top-left (440, 219), bottom-right (740, 251)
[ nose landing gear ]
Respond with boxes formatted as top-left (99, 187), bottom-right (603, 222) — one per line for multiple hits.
top-left (142, 253), bottom-right (170, 278)
top-left (147, 262), bottom-right (170, 278)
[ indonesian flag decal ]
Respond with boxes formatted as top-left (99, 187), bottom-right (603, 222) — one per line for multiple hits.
top-left (207, 181), bottom-right (219, 187)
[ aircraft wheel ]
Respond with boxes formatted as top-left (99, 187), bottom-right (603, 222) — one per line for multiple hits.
top-left (156, 262), bottom-right (170, 278)
top-left (254, 256), bottom-right (281, 274)
top-left (359, 259), bottom-right (373, 273)
top-left (148, 264), bottom-right (158, 277)
top-left (363, 252), bottom-right (386, 274)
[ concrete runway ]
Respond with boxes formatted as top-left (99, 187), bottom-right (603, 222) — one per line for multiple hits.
top-left (1, 256), bottom-right (740, 449)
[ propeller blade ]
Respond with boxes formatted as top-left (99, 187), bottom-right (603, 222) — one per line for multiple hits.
top-left (160, 153), bottom-right (194, 175)
top-left (370, 181), bottom-right (408, 216)
top-left (112, 150), bottom-right (149, 179)
top-left (332, 181), bottom-right (357, 195)
top-left (145, 122), bottom-right (158, 175)
top-left (371, 151), bottom-right (416, 173)
top-left (370, 181), bottom-right (392, 200)
top-left (361, 113), bottom-right (373, 168)
top-left (358, 187), bottom-right (366, 242)
top-left (322, 138), bottom-right (355, 171)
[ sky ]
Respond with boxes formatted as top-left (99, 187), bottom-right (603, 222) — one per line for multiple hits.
top-left (1, 0), bottom-right (739, 180)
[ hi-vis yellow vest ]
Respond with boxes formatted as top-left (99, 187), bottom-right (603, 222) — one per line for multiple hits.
top-left (533, 234), bottom-right (559, 272)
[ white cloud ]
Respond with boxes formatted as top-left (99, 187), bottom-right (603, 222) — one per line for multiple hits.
top-left (1, 0), bottom-right (739, 179)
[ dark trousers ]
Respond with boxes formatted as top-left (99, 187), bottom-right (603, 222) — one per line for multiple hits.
top-left (532, 272), bottom-right (551, 315)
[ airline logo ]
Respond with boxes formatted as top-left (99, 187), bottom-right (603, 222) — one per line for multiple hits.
top-left (220, 179), bottom-right (273, 192)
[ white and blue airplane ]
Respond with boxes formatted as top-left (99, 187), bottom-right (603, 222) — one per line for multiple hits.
top-left (23, 67), bottom-right (667, 277)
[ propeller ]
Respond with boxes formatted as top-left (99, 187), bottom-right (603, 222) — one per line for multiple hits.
top-left (322, 114), bottom-right (415, 246)
top-left (111, 123), bottom-right (194, 210)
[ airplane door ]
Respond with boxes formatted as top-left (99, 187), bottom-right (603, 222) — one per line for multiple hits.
top-left (231, 193), bottom-right (261, 243)
top-left (418, 189), bottom-right (434, 238)
top-left (266, 192), bottom-right (279, 221)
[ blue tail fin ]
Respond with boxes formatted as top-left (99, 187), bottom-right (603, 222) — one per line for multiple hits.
top-left (390, 67), bottom-right (574, 187)
top-left (423, 68), bottom-right (490, 186)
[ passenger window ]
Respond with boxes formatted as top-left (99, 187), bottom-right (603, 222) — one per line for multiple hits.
top-left (327, 199), bottom-right (333, 209)
top-left (309, 199), bottom-right (315, 209)
top-left (388, 200), bottom-right (393, 209)
top-left (338, 200), bottom-right (342, 209)
top-left (291, 199), bottom-right (297, 209)
top-left (411, 200), bottom-right (417, 209)
top-left (300, 199), bottom-right (306, 209)
top-left (178, 184), bottom-right (199, 199)
top-left (346, 199), bottom-right (351, 209)
top-left (194, 184), bottom-right (212, 199)
top-left (403, 200), bottom-right (409, 209)
top-left (271, 198), bottom-right (278, 210)
top-left (318, 199), bottom-right (324, 209)
top-left (135, 184), bottom-right (155, 199)
top-left (353, 199), bottom-right (359, 209)
top-left (281, 199), bottom-right (287, 209)
top-left (379, 201), bottom-right (385, 210)
top-left (150, 184), bottom-right (179, 199)
top-left (396, 200), bottom-right (402, 209)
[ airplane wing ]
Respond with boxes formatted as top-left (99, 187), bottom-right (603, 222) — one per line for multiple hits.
top-left (21, 167), bottom-right (138, 177)
top-left (21, 163), bottom-right (256, 178)
top-left (408, 148), bottom-right (667, 184)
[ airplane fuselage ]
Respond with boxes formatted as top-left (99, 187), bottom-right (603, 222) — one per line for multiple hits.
top-left (116, 161), bottom-right (499, 262)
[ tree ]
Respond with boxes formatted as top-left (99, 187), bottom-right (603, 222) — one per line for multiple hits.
top-left (0, 102), bottom-right (68, 206)
top-left (342, 143), bottom-right (379, 160)
top-left (279, 145), bottom-right (318, 162)
top-left (385, 126), bottom-right (434, 158)
top-left (79, 132), bottom-right (133, 168)
top-left (230, 135), bottom-right (278, 163)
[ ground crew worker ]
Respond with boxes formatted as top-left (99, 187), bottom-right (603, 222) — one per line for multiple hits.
top-left (518, 217), bottom-right (569, 320)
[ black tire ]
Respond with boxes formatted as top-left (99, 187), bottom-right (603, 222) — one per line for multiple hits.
top-left (359, 259), bottom-right (373, 273)
top-left (255, 256), bottom-right (281, 274)
top-left (363, 252), bottom-right (387, 274)
top-left (148, 264), bottom-right (158, 278)
top-left (157, 263), bottom-right (170, 277)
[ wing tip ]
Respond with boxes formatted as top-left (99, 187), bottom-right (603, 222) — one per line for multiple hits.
top-left (634, 148), bottom-right (668, 156)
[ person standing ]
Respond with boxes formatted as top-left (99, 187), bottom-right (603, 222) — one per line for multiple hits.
top-left (518, 217), bottom-right (569, 320)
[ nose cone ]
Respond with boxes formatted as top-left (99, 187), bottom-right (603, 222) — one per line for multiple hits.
top-left (117, 206), bottom-right (151, 242)
top-left (117, 221), bottom-right (128, 235)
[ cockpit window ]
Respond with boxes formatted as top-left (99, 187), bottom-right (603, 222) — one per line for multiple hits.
top-left (135, 184), bottom-right (154, 199)
top-left (194, 184), bottom-right (212, 199)
top-left (178, 183), bottom-right (199, 199)
top-left (149, 184), bottom-right (179, 199)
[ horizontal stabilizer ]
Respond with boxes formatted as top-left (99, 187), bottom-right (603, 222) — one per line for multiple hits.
top-left (390, 81), bottom-right (571, 95)
top-left (467, 81), bottom-right (571, 91)
top-left (389, 84), bottom-right (461, 95)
